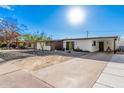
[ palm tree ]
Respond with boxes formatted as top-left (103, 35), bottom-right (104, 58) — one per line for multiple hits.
top-left (21, 34), bottom-right (37, 50)
top-left (23, 34), bottom-right (37, 41)
top-left (23, 32), bottom-right (52, 51)
top-left (37, 32), bottom-right (52, 41)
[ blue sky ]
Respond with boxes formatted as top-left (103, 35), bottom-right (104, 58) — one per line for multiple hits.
top-left (0, 5), bottom-right (124, 39)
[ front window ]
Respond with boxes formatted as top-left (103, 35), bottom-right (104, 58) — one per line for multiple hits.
top-left (93, 41), bottom-right (96, 46)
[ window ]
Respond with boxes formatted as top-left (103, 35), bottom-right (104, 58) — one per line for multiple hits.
top-left (93, 41), bottom-right (96, 46)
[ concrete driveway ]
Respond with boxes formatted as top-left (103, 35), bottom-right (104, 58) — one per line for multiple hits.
top-left (110, 54), bottom-right (124, 63)
top-left (32, 58), bottom-right (107, 88)
top-left (0, 62), bottom-right (53, 88)
top-left (81, 52), bottom-right (113, 62)
top-left (0, 57), bottom-right (107, 88)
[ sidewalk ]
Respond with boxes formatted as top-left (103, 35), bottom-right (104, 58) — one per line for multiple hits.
top-left (93, 61), bottom-right (124, 88)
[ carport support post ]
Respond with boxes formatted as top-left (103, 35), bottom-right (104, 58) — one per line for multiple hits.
top-left (114, 38), bottom-right (116, 54)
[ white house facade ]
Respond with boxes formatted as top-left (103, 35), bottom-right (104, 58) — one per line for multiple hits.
top-left (63, 36), bottom-right (119, 52)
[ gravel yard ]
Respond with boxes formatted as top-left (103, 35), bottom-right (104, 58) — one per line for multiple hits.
top-left (0, 50), bottom-right (88, 71)
top-left (0, 50), bottom-right (80, 71)
top-left (0, 50), bottom-right (33, 62)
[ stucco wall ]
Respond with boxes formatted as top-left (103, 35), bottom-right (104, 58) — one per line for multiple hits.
top-left (106, 40), bottom-right (114, 51)
top-left (76, 40), bottom-right (92, 51)
top-left (91, 40), bottom-right (99, 52)
top-left (36, 42), bottom-right (51, 50)
top-left (36, 42), bottom-right (42, 50)
top-left (63, 38), bottom-right (117, 52)
top-left (91, 38), bottom-right (115, 52)
top-left (63, 40), bottom-right (92, 51)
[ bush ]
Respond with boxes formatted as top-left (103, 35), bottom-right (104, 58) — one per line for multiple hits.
top-left (18, 43), bottom-right (25, 49)
top-left (74, 48), bottom-right (83, 52)
top-left (11, 44), bottom-right (16, 48)
top-left (62, 48), bottom-right (65, 51)
top-left (74, 48), bottom-right (90, 52)
top-left (0, 43), bottom-right (7, 48)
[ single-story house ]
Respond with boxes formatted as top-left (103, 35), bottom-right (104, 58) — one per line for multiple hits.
top-left (36, 36), bottom-right (119, 53)
top-left (63, 36), bottom-right (119, 52)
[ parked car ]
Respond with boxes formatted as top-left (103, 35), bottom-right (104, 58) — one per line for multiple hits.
top-left (117, 46), bottom-right (124, 52)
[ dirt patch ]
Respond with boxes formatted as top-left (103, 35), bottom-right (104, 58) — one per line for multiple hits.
top-left (12, 55), bottom-right (72, 71)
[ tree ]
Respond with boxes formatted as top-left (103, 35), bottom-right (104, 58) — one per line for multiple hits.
top-left (0, 17), bottom-right (27, 48)
top-left (23, 31), bottom-right (52, 51)
top-left (38, 32), bottom-right (52, 50)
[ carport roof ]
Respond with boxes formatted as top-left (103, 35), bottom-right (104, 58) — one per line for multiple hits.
top-left (63, 36), bottom-right (119, 41)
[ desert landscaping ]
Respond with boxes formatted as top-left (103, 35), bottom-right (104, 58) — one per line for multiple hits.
top-left (0, 50), bottom-right (72, 70)
top-left (0, 49), bottom-right (124, 88)
top-left (12, 55), bottom-right (73, 71)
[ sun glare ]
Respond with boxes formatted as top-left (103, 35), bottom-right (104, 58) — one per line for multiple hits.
top-left (67, 7), bottom-right (86, 25)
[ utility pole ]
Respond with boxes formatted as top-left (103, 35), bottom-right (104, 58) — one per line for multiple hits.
top-left (86, 30), bottom-right (89, 38)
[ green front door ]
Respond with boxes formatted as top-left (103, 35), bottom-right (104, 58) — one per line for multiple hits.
top-left (66, 41), bottom-right (74, 50)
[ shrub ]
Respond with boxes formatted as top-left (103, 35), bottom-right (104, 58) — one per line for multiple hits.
top-left (0, 43), bottom-right (7, 48)
top-left (74, 48), bottom-right (83, 52)
top-left (74, 48), bottom-right (90, 52)
top-left (18, 43), bottom-right (25, 49)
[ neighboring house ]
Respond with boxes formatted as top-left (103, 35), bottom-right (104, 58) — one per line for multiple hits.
top-left (63, 36), bottom-right (119, 52)
top-left (36, 40), bottom-right (63, 51)
top-left (117, 39), bottom-right (124, 47)
top-left (36, 41), bottom-right (51, 51)
top-left (116, 39), bottom-right (124, 51)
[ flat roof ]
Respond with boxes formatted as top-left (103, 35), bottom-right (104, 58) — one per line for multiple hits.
top-left (63, 36), bottom-right (119, 41)
top-left (6, 36), bottom-right (118, 42)
top-left (36, 36), bottom-right (119, 42)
